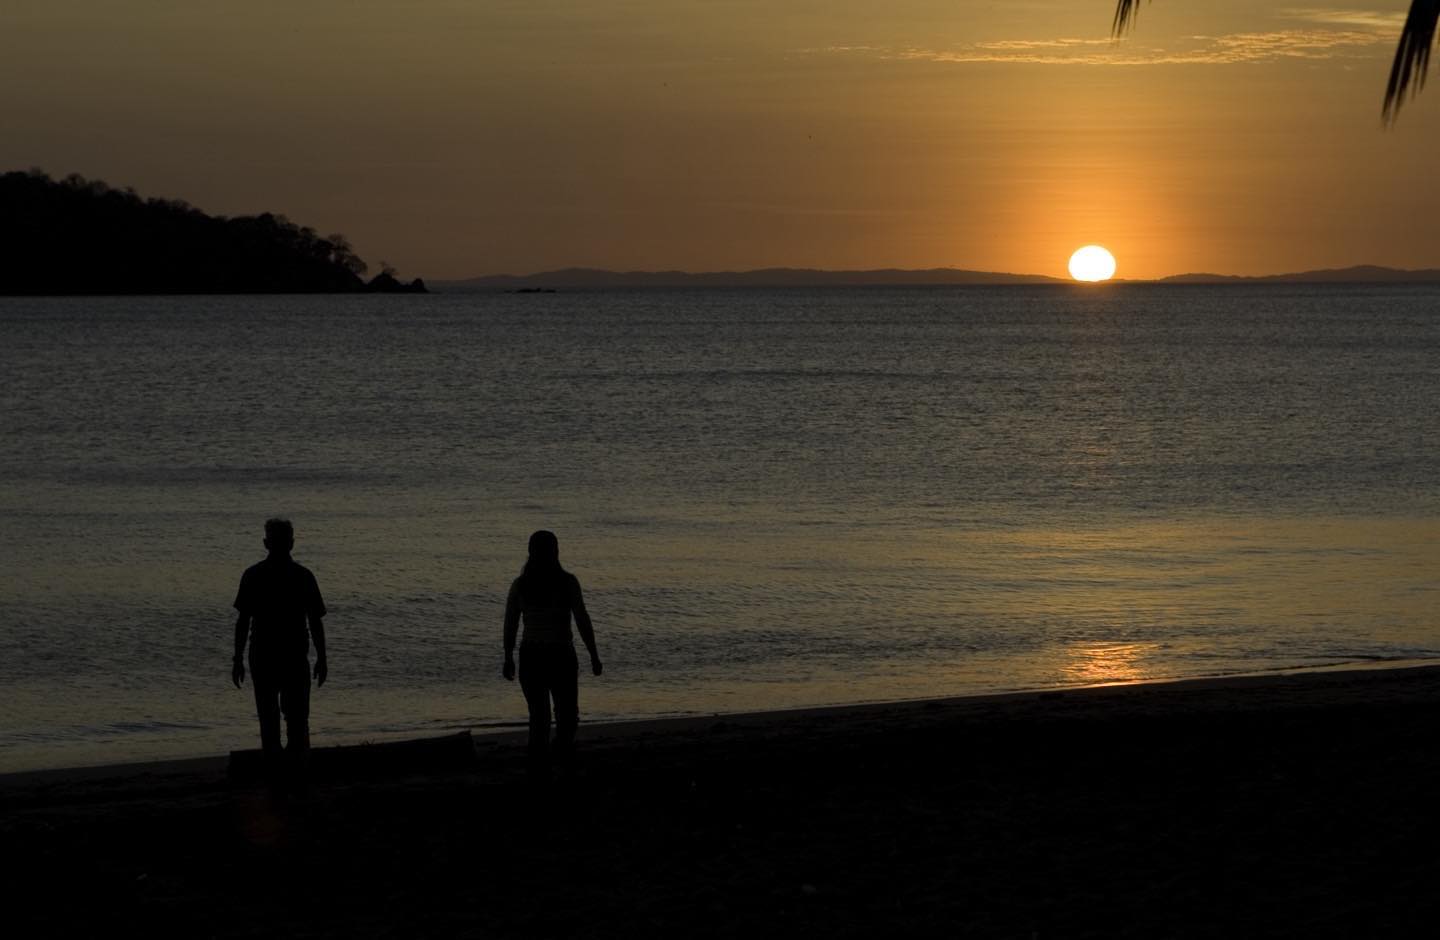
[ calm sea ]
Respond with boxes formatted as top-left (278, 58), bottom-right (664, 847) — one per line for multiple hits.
top-left (2, 286), bottom-right (1438, 772)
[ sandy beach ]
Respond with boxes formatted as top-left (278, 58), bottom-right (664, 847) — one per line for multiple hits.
top-left (6, 664), bottom-right (1440, 938)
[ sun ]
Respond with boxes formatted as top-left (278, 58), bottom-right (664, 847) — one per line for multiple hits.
top-left (1068, 245), bottom-right (1117, 282)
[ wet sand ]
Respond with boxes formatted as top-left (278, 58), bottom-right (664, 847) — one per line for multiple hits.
top-left (6, 665), bottom-right (1440, 938)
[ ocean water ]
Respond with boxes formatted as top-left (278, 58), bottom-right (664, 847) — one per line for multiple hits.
top-left (2, 286), bottom-right (1438, 772)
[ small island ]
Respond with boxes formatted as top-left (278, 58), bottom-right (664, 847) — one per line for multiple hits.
top-left (0, 169), bottom-right (425, 295)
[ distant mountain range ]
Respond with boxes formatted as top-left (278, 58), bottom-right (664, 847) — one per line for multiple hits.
top-left (1157, 265), bottom-right (1440, 284)
top-left (437, 267), bottom-right (1065, 289)
top-left (438, 264), bottom-right (1440, 290)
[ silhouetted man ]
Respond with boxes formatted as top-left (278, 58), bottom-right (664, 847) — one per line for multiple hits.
top-left (232, 518), bottom-right (328, 781)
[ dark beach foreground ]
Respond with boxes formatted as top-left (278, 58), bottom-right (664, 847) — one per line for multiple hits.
top-left (6, 666), bottom-right (1440, 938)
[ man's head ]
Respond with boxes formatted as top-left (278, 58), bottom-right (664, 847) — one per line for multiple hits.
top-left (264, 517), bottom-right (295, 555)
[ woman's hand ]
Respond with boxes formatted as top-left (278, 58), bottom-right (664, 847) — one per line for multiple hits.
top-left (590, 654), bottom-right (603, 677)
top-left (503, 653), bottom-right (516, 681)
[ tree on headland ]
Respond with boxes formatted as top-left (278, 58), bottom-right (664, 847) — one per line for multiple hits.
top-left (0, 169), bottom-right (425, 295)
top-left (1113, 1), bottom-right (1437, 121)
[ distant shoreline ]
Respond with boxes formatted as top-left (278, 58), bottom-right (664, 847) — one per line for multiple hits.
top-left (7, 266), bottom-right (1439, 296)
top-left (0, 288), bottom-right (432, 298)
top-left (435, 264), bottom-right (1440, 290)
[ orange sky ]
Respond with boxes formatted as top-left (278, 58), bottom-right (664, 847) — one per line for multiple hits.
top-left (2, 1), bottom-right (1437, 279)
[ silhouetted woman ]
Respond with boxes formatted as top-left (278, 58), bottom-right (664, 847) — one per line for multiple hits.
top-left (503, 530), bottom-right (603, 777)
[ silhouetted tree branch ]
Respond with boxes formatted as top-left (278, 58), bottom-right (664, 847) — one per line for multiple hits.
top-left (0, 170), bottom-right (420, 294)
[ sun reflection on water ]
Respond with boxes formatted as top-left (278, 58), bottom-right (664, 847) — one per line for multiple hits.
top-left (1059, 642), bottom-right (1157, 686)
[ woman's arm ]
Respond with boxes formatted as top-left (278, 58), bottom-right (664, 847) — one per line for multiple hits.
top-left (502, 580), bottom-right (521, 680)
top-left (572, 579), bottom-right (602, 676)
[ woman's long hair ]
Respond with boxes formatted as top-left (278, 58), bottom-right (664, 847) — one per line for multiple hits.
top-left (518, 530), bottom-right (572, 607)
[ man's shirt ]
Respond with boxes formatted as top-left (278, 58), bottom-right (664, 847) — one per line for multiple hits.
top-left (234, 555), bottom-right (326, 662)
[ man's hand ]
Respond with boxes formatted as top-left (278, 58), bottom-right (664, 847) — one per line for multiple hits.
top-left (232, 658), bottom-right (245, 688)
top-left (590, 654), bottom-right (604, 677)
top-left (314, 656), bottom-right (328, 687)
top-left (503, 653), bottom-right (515, 681)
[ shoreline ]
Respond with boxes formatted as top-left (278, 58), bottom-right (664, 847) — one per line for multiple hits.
top-left (9, 658), bottom-right (1440, 936)
top-left (6, 656), bottom-right (1437, 792)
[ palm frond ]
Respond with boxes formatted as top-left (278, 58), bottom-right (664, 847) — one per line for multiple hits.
top-left (1384, 0), bottom-right (1440, 121)
top-left (1112, 0), bottom-right (1146, 36)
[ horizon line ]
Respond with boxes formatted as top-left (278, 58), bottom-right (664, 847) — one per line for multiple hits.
top-left (433, 262), bottom-right (1440, 286)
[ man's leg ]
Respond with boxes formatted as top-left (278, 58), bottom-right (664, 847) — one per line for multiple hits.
top-left (518, 646), bottom-right (553, 778)
top-left (251, 660), bottom-right (283, 780)
top-left (279, 657), bottom-right (312, 782)
top-left (550, 646), bottom-right (580, 776)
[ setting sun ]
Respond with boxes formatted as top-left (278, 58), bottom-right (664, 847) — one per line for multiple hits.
top-left (1068, 246), bottom-right (1117, 282)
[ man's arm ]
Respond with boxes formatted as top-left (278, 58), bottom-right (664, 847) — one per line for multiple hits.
top-left (502, 581), bottom-right (520, 680)
top-left (232, 614), bottom-right (249, 688)
top-left (307, 571), bottom-right (329, 686)
top-left (572, 581), bottom-right (602, 677)
top-left (310, 615), bottom-right (328, 686)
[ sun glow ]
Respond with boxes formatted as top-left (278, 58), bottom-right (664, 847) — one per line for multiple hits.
top-left (1068, 245), bottom-right (1117, 282)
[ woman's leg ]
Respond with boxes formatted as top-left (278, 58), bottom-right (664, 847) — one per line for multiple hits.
top-left (550, 646), bottom-right (580, 774)
top-left (518, 646), bottom-right (553, 776)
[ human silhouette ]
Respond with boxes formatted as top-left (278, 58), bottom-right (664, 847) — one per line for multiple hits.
top-left (232, 518), bottom-right (328, 784)
top-left (503, 530), bottom-right (603, 778)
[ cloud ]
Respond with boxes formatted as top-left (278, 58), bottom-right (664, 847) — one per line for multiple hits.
top-left (972, 38), bottom-right (1115, 51)
top-left (1280, 8), bottom-right (1407, 31)
top-left (1177, 28), bottom-right (1396, 64)
top-left (807, 12), bottom-right (1401, 68)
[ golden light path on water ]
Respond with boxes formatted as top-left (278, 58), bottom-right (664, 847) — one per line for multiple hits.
top-left (942, 515), bottom-right (1440, 692)
top-left (570, 513), bottom-right (1440, 714)
top-left (1060, 643), bottom-right (1154, 686)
